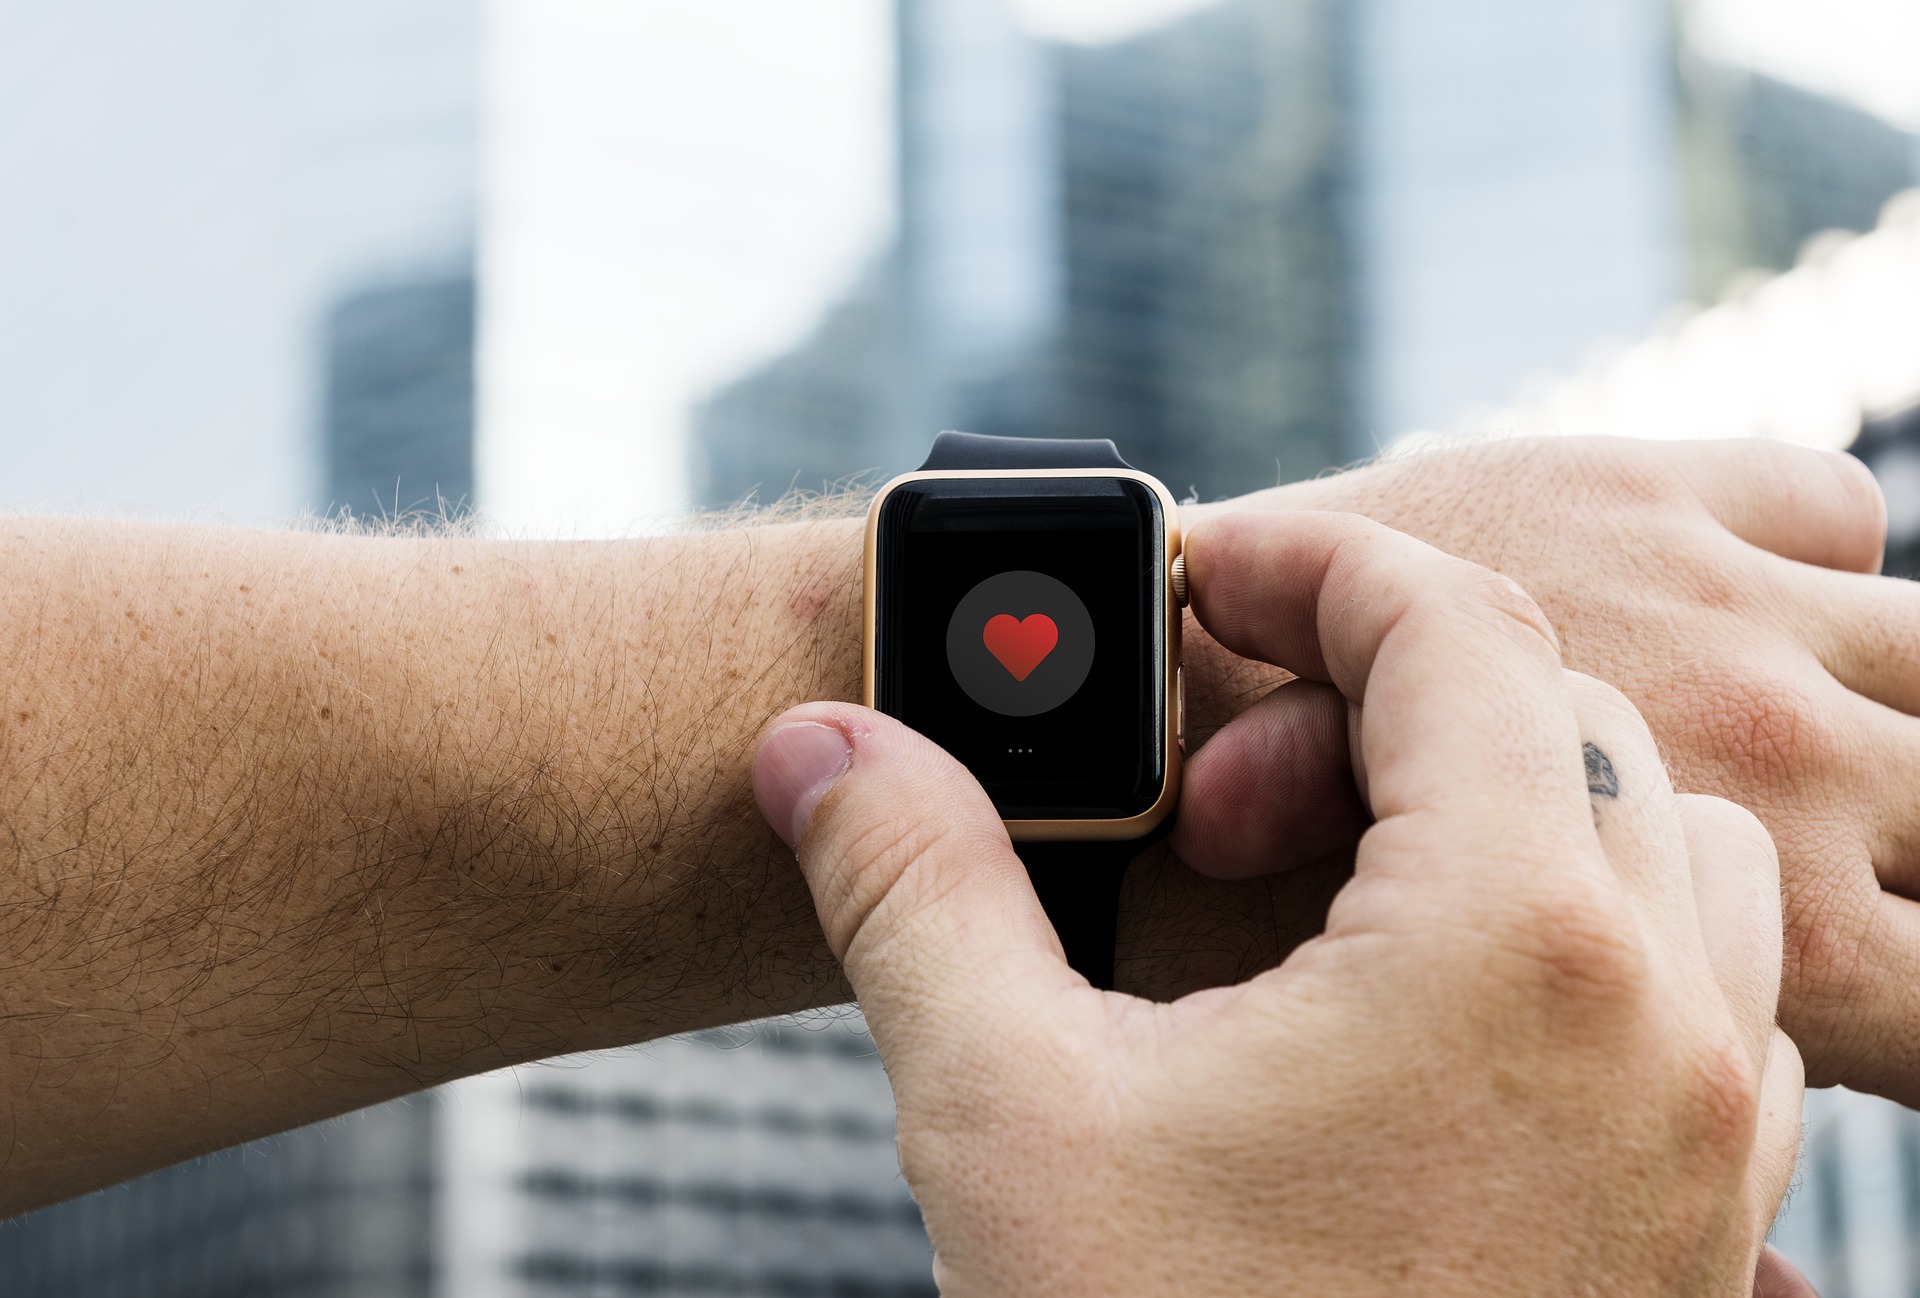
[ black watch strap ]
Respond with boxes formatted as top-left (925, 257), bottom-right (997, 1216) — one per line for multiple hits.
top-left (918, 430), bottom-right (1133, 473)
top-left (916, 430), bottom-right (1150, 990)
top-left (1019, 841), bottom-right (1133, 991)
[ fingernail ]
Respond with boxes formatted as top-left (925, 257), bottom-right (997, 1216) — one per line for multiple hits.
top-left (755, 721), bottom-right (854, 847)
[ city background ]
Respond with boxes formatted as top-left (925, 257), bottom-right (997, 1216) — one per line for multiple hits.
top-left (0, 0), bottom-right (1917, 1293)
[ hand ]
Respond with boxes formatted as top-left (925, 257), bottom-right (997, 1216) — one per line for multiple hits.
top-left (755, 510), bottom-right (1801, 1297)
top-left (1172, 436), bottom-right (1912, 1104)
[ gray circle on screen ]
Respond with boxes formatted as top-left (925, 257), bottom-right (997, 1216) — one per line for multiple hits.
top-left (945, 570), bottom-right (1096, 717)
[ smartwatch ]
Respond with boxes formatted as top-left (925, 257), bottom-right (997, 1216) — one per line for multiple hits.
top-left (862, 431), bottom-right (1185, 988)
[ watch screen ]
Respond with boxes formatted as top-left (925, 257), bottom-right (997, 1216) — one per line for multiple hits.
top-left (873, 476), bottom-right (1168, 820)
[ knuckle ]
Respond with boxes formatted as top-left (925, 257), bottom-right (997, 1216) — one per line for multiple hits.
top-left (1455, 562), bottom-right (1562, 660)
top-left (1496, 877), bottom-right (1649, 1007)
top-left (1671, 537), bottom-right (1768, 615)
top-left (1572, 437), bottom-right (1690, 509)
top-left (1731, 437), bottom-right (1840, 498)
top-left (1678, 793), bottom-right (1777, 868)
top-left (1774, 863), bottom-right (1876, 1078)
top-left (1670, 664), bottom-right (1841, 792)
top-left (1728, 442), bottom-right (1886, 568)
top-left (1560, 670), bottom-right (1648, 733)
top-left (1492, 435), bottom-right (1690, 514)
top-left (1822, 450), bottom-right (1889, 556)
top-left (1787, 882), bottom-right (1862, 997)
top-left (1674, 1026), bottom-right (1765, 1163)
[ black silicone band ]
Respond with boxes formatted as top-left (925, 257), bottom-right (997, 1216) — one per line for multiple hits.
top-left (918, 431), bottom-right (1133, 473)
top-left (1019, 842), bottom-right (1130, 991)
top-left (915, 430), bottom-right (1149, 989)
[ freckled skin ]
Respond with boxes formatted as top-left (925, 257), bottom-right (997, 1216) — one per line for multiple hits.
top-left (787, 572), bottom-right (837, 623)
top-left (0, 516), bottom-right (867, 1214)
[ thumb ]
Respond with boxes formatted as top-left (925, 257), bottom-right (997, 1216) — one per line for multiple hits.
top-left (753, 703), bottom-right (1079, 1051)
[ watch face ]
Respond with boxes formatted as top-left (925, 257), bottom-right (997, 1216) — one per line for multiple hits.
top-left (873, 475), bottom-right (1169, 822)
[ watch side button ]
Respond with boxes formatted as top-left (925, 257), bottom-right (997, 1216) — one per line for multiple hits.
top-left (1176, 666), bottom-right (1186, 749)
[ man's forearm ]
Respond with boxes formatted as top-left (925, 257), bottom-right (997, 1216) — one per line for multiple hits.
top-left (0, 515), bottom-right (868, 1213)
top-left (19, 435), bottom-right (1872, 1212)
top-left (0, 461), bottom-right (1551, 1214)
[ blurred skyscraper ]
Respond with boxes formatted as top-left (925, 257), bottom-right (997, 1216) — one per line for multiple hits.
top-left (0, 1017), bottom-right (931, 1298)
top-left (1049, 0), bottom-right (1353, 492)
top-left (694, 0), bottom-right (1059, 501)
top-left (0, 0), bottom-right (478, 523)
top-left (1349, 0), bottom-right (1683, 445)
top-left (1684, 59), bottom-right (1920, 300)
top-left (695, 0), bottom-right (1916, 505)
top-left (697, 0), bottom-right (1357, 502)
top-left (325, 277), bottom-right (477, 519)
top-left (1771, 1085), bottom-right (1920, 1298)
top-left (438, 1017), bottom-right (931, 1298)
top-left (0, 1103), bottom-right (438, 1298)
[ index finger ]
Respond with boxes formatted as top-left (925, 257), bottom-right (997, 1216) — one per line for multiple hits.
top-left (1184, 511), bottom-right (1597, 879)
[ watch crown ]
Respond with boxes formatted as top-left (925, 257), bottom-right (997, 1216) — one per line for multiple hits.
top-left (1170, 553), bottom-right (1188, 608)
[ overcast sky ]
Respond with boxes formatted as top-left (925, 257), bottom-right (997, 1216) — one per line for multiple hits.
top-left (1690, 0), bottom-right (1920, 128)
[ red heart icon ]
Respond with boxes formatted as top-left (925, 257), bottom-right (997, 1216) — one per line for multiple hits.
top-left (982, 613), bottom-right (1059, 681)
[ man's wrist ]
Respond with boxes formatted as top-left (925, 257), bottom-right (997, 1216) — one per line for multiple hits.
top-left (450, 518), bottom-right (869, 1053)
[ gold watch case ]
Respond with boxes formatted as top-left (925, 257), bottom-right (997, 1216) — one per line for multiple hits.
top-left (862, 468), bottom-right (1183, 842)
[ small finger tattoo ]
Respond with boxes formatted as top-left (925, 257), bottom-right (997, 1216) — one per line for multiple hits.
top-left (1583, 742), bottom-right (1620, 799)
